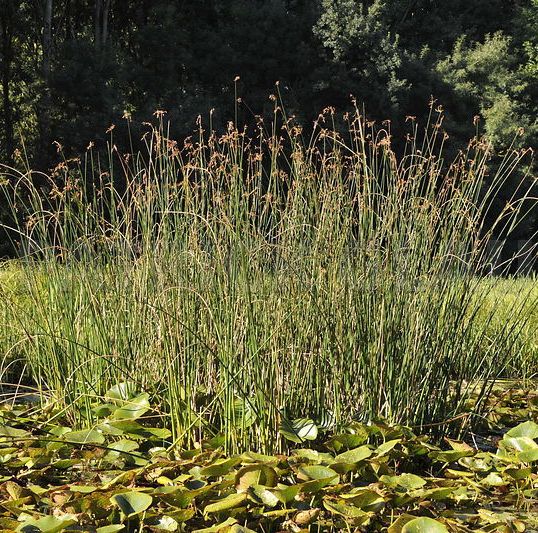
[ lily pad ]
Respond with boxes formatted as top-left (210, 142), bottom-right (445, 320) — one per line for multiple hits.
top-left (111, 393), bottom-right (150, 420)
top-left (235, 464), bottom-right (278, 490)
top-left (106, 382), bottom-right (138, 403)
top-left (62, 428), bottom-right (105, 445)
top-left (401, 517), bottom-right (448, 533)
top-left (110, 491), bottom-right (153, 518)
top-left (505, 420), bottom-right (538, 439)
top-left (279, 418), bottom-right (318, 443)
top-left (204, 492), bottom-right (248, 514)
top-left (334, 445), bottom-right (372, 464)
top-left (16, 515), bottom-right (78, 533)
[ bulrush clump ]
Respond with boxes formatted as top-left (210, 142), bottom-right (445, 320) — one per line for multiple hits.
top-left (0, 104), bottom-right (536, 454)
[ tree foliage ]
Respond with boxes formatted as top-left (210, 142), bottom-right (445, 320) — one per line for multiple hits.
top-left (0, 0), bottom-right (536, 249)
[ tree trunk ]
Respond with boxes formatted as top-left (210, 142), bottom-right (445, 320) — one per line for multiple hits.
top-left (38, 0), bottom-right (53, 164)
top-left (102, 0), bottom-right (111, 48)
top-left (43, 0), bottom-right (53, 80)
top-left (94, 0), bottom-right (102, 52)
top-left (0, 1), bottom-right (15, 161)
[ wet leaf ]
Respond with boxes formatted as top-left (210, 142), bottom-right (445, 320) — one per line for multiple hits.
top-left (106, 439), bottom-right (140, 457)
top-left (388, 514), bottom-right (418, 533)
top-left (69, 485), bottom-right (99, 493)
top-left (375, 439), bottom-right (401, 457)
top-left (340, 488), bottom-right (385, 510)
top-left (429, 449), bottom-right (474, 462)
top-left (271, 484), bottom-right (300, 503)
top-left (518, 447), bottom-right (538, 462)
top-left (297, 465), bottom-right (339, 482)
top-left (192, 517), bottom-right (238, 532)
top-left (325, 430), bottom-right (369, 453)
top-left (481, 472), bottom-right (507, 486)
top-left (149, 515), bottom-right (179, 531)
top-left (248, 485), bottom-right (279, 507)
top-left (299, 476), bottom-right (338, 493)
top-left (323, 500), bottom-right (371, 525)
top-left (240, 451), bottom-right (279, 465)
top-left (0, 425), bottom-right (30, 439)
top-left (380, 473), bottom-right (427, 491)
top-left (96, 526), bottom-right (125, 533)
top-left (199, 457), bottom-right (241, 477)
top-left (106, 382), bottom-right (138, 403)
top-left (291, 448), bottom-right (332, 463)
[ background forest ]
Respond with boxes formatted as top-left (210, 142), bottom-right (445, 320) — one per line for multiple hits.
top-left (1, 0), bottom-right (537, 255)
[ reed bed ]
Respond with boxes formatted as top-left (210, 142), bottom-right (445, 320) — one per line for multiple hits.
top-left (0, 105), bottom-right (536, 453)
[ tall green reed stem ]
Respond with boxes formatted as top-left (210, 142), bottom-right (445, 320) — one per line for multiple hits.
top-left (0, 105), bottom-right (536, 452)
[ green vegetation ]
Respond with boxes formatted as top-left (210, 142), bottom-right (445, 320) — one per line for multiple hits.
top-left (0, 102), bottom-right (536, 527)
top-left (0, 1), bottom-right (537, 531)
top-left (1, 1), bottom-right (537, 254)
top-left (0, 107), bottom-right (536, 438)
top-left (0, 384), bottom-right (536, 532)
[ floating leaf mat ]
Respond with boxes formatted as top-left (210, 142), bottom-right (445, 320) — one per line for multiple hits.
top-left (0, 386), bottom-right (536, 532)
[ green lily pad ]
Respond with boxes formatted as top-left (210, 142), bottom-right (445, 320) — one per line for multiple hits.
top-left (96, 526), bottom-right (125, 533)
top-left (62, 428), bottom-right (105, 445)
top-left (334, 445), bottom-right (372, 464)
top-left (111, 393), bottom-right (150, 420)
top-left (279, 418), bottom-right (318, 443)
top-left (292, 448), bottom-right (332, 463)
top-left (481, 472), bottom-right (507, 486)
top-left (107, 439), bottom-right (140, 454)
top-left (388, 514), bottom-right (418, 533)
top-left (340, 488), bottom-right (385, 510)
top-left (325, 430), bottom-right (369, 452)
top-left (271, 484), bottom-right (301, 503)
top-left (0, 425), bottom-right (30, 439)
top-left (297, 465), bottom-right (339, 482)
top-left (506, 420), bottom-right (538, 439)
top-left (16, 515), bottom-right (77, 533)
top-left (204, 492), bottom-right (248, 514)
top-left (401, 517), bottom-right (448, 533)
top-left (110, 491), bottom-right (153, 518)
top-left (323, 500), bottom-right (372, 525)
top-left (235, 464), bottom-right (278, 490)
top-left (248, 485), bottom-right (279, 507)
top-left (299, 476), bottom-right (338, 493)
top-left (106, 382), bottom-right (138, 403)
top-left (148, 515), bottom-right (179, 531)
top-left (429, 449), bottom-right (474, 462)
top-left (192, 517), bottom-right (238, 532)
top-left (380, 473), bottom-right (427, 491)
top-left (69, 485), bottom-right (99, 493)
top-left (375, 439), bottom-right (401, 457)
top-left (199, 457), bottom-right (241, 477)
top-left (518, 447), bottom-right (538, 462)
top-left (501, 436), bottom-right (538, 453)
